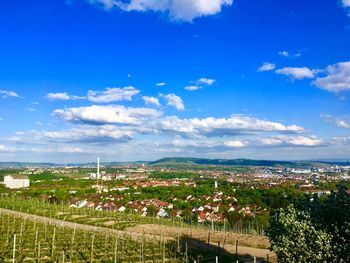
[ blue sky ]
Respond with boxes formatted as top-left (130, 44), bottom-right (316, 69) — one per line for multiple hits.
top-left (0, 0), bottom-right (350, 162)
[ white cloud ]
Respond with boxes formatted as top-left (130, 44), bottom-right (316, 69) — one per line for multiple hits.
top-left (86, 0), bottom-right (233, 22)
top-left (278, 50), bottom-right (302, 58)
top-left (185, 85), bottom-right (201, 91)
top-left (47, 92), bottom-right (71, 100)
top-left (343, 0), bottom-right (350, 7)
top-left (170, 138), bottom-right (219, 148)
top-left (278, 51), bottom-right (289, 57)
top-left (53, 105), bottom-right (161, 125)
top-left (54, 147), bottom-right (85, 153)
top-left (321, 114), bottom-right (350, 129)
top-left (185, 77), bottom-right (215, 91)
top-left (275, 67), bottom-right (315, 80)
top-left (40, 125), bottom-right (134, 143)
top-left (197, 78), bottom-right (215, 86)
top-left (161, 93), bottom-right (185, 111)
top-left (257, 62), bottom-right (276, 72)
top-left (260, 136), bottom-right (324, 147)
top-left (0, 145), bottom-right (20, 152)
top-left (336, 119), bottom-right (350, 129)
top-left (151, 115), bottom-right (304, 136)
top-left (12, 125), bottom-right (134, 145)
top-left (224, 140), bottom-right (246, 148)
top-left (88, 86), bottom-right (140, 103)
top-left (313, 61), bottom-right (350, 92)
top-left (156, 82), bottom-right (166, 87)
top-left (142, 96), bottom-right (160, 106)
top-left (0, 90), bottom-right (19, 98)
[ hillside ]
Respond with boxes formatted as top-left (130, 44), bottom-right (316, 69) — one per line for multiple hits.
top-left (149, 157), bottom-right (349, 168)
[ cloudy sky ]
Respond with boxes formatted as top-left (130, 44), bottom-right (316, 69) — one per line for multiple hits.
top-left (0, 0), bottom-right (350, 162)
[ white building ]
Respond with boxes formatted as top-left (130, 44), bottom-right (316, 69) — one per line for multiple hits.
top-left (4, 175), bottom-right (30, 189)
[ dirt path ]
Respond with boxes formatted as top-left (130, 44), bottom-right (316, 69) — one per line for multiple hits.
top-left (127, 224), bottom-right (276, 262)
top-left (0, 208), bottom-right (276, 262)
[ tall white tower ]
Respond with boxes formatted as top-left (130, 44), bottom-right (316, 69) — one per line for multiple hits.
top-left (214, 181), bottom-right (218, 189)
top-left (97, 156), bottom-right (100, 179)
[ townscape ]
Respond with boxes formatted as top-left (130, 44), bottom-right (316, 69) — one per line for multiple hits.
top-left (3, 158), bottom-right (350, 227)
top-left (2, 0), bottom-right (350, 262)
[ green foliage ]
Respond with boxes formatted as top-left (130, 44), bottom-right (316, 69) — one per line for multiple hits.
top-left (268, 185), bottom-right (350, 262)
top-left (267, 205), bottom-right (332, 262)
top-left (150, 171), bottom-right (200, 179)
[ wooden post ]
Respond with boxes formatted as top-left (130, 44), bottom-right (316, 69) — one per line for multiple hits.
top-left (52, 227), bottom-right (56, 257)
top-left (114, 235), bottom-right (118, 263)
top-left (207, 232), bottom-right (210, 249)
top-left (254, 256), bottom-right (256, 263)
top-left (38, 242), bottom-right (41, 263)
top-left (12, 234), bottom-right (16, 263)
top-left (235, 240), bottom-right (238, 262)
top-left (267, 254), bottom-right (269, 263)
top-left (91, 233), bottom-right (95, 263)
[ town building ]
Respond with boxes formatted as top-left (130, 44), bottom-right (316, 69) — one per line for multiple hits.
top-left (4, 175), bottom-right (30, 189)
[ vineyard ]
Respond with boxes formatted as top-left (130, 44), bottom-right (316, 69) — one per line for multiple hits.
top-left (0, 196), bottom-right (186, 230)
top-left (0, 211), bottom-right (186, 262)
top-left (0, 196), bottom-right (275, 262)
top-left (0, 196), bottom-right (265, 235)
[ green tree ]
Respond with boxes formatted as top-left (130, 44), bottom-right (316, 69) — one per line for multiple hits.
top-left (267, 204), bottom-right (332, 263)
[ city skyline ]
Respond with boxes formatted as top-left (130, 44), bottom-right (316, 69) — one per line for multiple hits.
top-left (1, 0), bottom-right (350, 162)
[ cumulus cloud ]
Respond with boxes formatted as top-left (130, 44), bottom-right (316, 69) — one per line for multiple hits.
top-left (47, 92), bottom-right (71, 100)
top-left (52, 105), bottom-right (161, 125)
top-left (10, 125), bottom-right (134, 145)
top-left (257, 62), bottom-right (276, 72)
top-left (313, 61), bottom-right (350, 92)
top-left (224, 140), bottom-right (246, 148)
top-left (197, 77), bottom-right (215, 86)
top-left (275, 67), bottom-right (315, 80)
top-left (151, 115), bottom-right (304, 137)
top-left (260, 135), bottom-right (324, 147)
top-left (343, 0), bottom-right (350, 7)
top-left (185, 77), bottom-right (215, 91)
top-left (142, 96), bottom-right (160, 106)
top-left (86, 0), bottom-right (233, 21)
top-left (0, 90), bottom-right (19, 98)
top-left (88, 86), bottom-right (140, 103)
top-left (161, 93), bottom-right (185, 111)
top-left (321, 114), bottom-right (350, 129)
top-left (41, 125), bottom-right (133, 143)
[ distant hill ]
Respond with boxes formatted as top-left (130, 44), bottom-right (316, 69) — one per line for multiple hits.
top-left (149, 157), bottom-right (350, 168)
top-left (1, 158), bottom-right (349, 169)
top-left (0, 161), bottom-right (147, 169)
top-left (0, 162), bottom-right (60, 168)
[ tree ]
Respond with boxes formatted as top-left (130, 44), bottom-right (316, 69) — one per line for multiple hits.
top-left (267, 205), bottom-right (332, 263)
top-left (147, 205), bottom-right (158, 217)
top-left (268, 185), bottom-right (350, 262)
